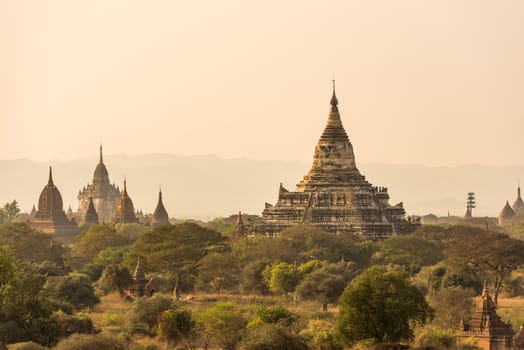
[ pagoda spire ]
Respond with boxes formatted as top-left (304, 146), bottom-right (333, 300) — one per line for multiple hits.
top-left (84, 196), bottom-right (99, 225)
top-left (513, 181), bottom-right (524, 212)
top-left (48, 166), bottom-right (54, 185)
top-left (123, 178), bottom-right (127, 195)
top-left (330, 79), bottom-right (338, 110)
top-left (151, 186), bottom-right (169, 228)
top-left (233, 211), bottom-right (245, 241)
top-left (99, 144), bottom-right (104, 164)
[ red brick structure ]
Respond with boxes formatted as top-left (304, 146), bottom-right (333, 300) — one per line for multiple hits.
top-left (458, 282), bottom-right (514, 350)
top-left (30, 167), bottom-right (78, 242)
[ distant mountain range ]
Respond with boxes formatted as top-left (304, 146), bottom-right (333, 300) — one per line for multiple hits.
top-left (1, 154), bottom-right (522, 220)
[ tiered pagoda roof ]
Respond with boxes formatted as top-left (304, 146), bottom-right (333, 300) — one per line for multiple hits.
top-left (256, 82), bottom-right (419, 239)
top-left (458, 282), bottom-right (514, 350)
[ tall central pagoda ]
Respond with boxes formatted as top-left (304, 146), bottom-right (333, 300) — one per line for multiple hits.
top-left (77, 146), bottom-right (120, 223)
top-left (257, 83), bottom-right (419, 239)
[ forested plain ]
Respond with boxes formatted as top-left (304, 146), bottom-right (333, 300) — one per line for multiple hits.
top-left (2, 203), bottom-right (524, 350)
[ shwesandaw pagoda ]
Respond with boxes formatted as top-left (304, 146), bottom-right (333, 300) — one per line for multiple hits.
top-left (256, 82), bottom-right (420, 239)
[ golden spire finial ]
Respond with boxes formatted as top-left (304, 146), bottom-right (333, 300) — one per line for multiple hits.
top-left (99, 144), bottom-right (103, 164)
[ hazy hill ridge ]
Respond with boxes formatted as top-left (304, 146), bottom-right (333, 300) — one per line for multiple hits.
top-left (1, 154), bottom-right (522, 220)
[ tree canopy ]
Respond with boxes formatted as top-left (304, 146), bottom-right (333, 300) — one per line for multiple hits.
top-left (337, 266), bottom-right (433, 345)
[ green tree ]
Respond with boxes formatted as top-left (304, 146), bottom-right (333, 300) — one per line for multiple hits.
top-left (53, 310), bottom-right (94, 337)
top-left (0, 246), bottom-right (60, 346)
top-left (158, 309), bottom-right (196, 349)
top-left (337, 266), bottom-right (433, 345)
top-left (0, 245), bottom-right (18, 288)
top-left (44, 274), bottom-right (99, 312)
top-left (0, 223), bottom-right (66, 268)
top-left (279, 225), bottom-right (373, 266)
top-left (239, 260), bottom-right (270, 295)
top-left (415, 326), bottom-right (456, 349)
top-left (196, 252), bottom-right (239, 293)
top-left (96, 264), bottom-right (132, 296)
top-left (53, 333), bottom-right (126, 350)
top-left (131, 223), bottom-right (227, 295)
top-left (374, 236), bottom-right (444, 275)
top-left (445, 230), bottom-right (524, 306)
top-left (250, 305), bottom-right (298, 328)
top-left (114, 222), bottom-right (149, 240)
top-left (82, 246), bottom-right (129, 281)
top-left (0, 200), bottom-right (20, 224)
top-left (263, 262), bottom-right (300, 297)
top-left (197, 302), bottom-right (247, 350)
top-left (427, 287), bottom-right (475, 330)
top-left (72, 225), bottom-right (130, 266)
top-left (131, 294), bottom-right (176, 335)
top-left (238, 323), bottom-right (309, 350)
top-left (300, 319), bottom-right (343, 350)
top-left (296, 267), bottom-right (346, 312)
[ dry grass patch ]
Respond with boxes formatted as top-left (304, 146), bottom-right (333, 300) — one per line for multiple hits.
top-left (497, 296), bottom-right (524, 330)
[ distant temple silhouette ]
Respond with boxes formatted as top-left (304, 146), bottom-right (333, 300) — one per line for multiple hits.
top-left (30, 167), bottom-right (78, 241)
top-left (77, 145), bottom-right (120, 223)
top-left (498, 184), bottom-right (523, 225)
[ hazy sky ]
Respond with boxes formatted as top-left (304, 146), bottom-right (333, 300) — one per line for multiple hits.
top-left (1, 0), bottom-right (523, 165)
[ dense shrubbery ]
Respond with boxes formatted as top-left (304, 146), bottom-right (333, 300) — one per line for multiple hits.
top-left (3, 219), bottom-right (524, 348)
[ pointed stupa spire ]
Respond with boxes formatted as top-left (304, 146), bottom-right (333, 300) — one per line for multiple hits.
top-left (151, 186), bottom-right (169, 228)
top-left (499, 200), bottom-right (516, 225)
top-left (48, 166), bottom-right (54, 185)
top-left (296, 80), bottom-right (359, 192)
top-left (129, 256), bottom-right (147, 297)
top-left (84, 197), bottom-right (99, 225)
top-left (233, 211), bottom-right (245, 241)
top-left (513, 181), bottom-right (524, 212)
top-left (330, 79), bottom-right (338, 110)
top-left (320, 79), bottom-right (348, 142)
top-left (99, 144), bottom-right (104, 164)
top-left (123, 178), bottom-right (127, 194)
top-left (133, 256), bottom-right (146, 283)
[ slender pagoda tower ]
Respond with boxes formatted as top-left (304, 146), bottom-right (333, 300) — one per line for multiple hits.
top-left (233, 211), bottom-right (245, 241)
top-left (77, 146), bottom-right (120, 223)
top-left (257, 82), bottom-right (419, 239)
top-left (151, 188), bottom-right (170, 228)
top-left (513, 183), bottom-right (524, 213)
top-left (128, 257), bottom-right (147, 297)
